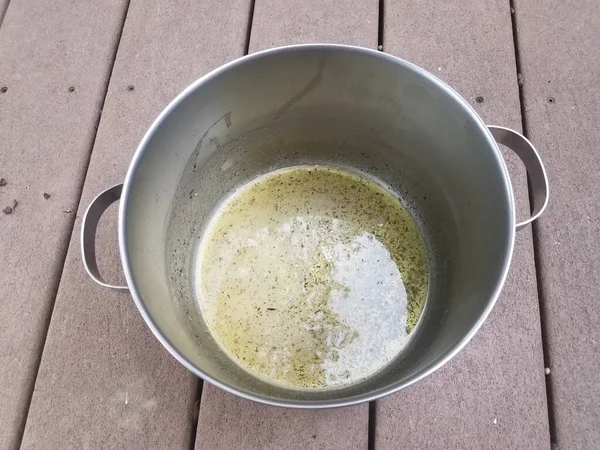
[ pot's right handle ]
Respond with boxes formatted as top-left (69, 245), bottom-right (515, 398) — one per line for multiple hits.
top-left (488, 126), bottom-right (549, 231)
top-left (81, 183), bottom-right (129, 290)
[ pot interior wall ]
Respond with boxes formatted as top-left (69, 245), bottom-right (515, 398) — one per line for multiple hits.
top-left (122, 46), bottom-right (513, 404)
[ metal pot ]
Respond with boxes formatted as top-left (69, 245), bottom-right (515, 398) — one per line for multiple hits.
top-left (82, 44), bottom-right (548, 408)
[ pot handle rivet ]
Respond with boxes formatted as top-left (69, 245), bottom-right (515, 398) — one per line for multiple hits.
top-left (81, 183), bottom-right (129, 290)
top-left (488, 126), bottom-right (549, 231)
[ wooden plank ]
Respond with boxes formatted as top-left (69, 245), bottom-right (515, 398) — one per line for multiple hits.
top-left (197, 389), bottom-right (367, 450)
top-left (19, 0), bottom-right (250, 448)
top-left (0, 0), bottom-right (128, 447)
top-left (248, 0), bottom-right (378, 51)
top-left (516, 0), bottom-right (600, 446)
top-left (195, 1), bottom-right (377, 449)
top-left (375, 1), bottom-right (550, 448)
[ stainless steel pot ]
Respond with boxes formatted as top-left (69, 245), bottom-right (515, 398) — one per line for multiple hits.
top-left (82, 44), bottom-right (548, 408)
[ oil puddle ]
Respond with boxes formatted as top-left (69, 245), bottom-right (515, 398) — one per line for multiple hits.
top-left (197, 166), bottom-right (429, 388)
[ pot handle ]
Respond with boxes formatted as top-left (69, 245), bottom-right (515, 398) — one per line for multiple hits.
top-left (81, 183), bottom-right (128, 290)
top-left (488, 126), bottom-right (549, 231)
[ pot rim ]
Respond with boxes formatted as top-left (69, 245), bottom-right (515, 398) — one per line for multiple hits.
top-left (118, 43), bottom-right (516, 408)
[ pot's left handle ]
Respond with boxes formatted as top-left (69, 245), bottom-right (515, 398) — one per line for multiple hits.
top-left (81, 183), bottom-right (129, 290)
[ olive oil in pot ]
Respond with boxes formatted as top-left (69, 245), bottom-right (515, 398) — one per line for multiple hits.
top-left (197, 166), bottom-right (429, 389)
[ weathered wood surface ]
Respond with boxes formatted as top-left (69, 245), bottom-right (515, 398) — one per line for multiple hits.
top-left (375, 1), bottom-right (550, 448)
top-left (19, 0), bottom-right (249, 448)
top-left (517, 0), bottom-right (600, 447)
top-left (0, 0), bottom-right (128, 447)
top-left (4, 0), bottom-right (598, 447)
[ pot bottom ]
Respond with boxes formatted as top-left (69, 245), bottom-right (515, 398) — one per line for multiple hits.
top-left (196, 165), bottom-right (430, 389)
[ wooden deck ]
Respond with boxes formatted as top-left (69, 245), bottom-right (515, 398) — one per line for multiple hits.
top-left (0, 0), bottom-right (598, 448)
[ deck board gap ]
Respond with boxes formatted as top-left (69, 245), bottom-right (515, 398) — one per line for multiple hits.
top-left (368, 401), bottom-right (376, 450)
top-left (509, 0), bottom-right (557, 444)
top-left (188, 380), bottom-right (204, 450)
top-left (0, 0), bottom-right (10, 28)
top-left (243, 0), bottom-right (256, 55)
top-left (377, 0), bottom-right (384, 50)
